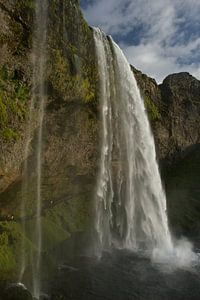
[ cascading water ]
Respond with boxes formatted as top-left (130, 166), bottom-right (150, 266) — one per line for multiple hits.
top-left (33, 1), bottom-right (48, 296)
top-left (19, 0), bottom-right (48, 298)
top-left (93, 28), bottom-right (197, 267)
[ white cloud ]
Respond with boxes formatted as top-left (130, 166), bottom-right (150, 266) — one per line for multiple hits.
top-left (82, 0), bottom-right (200, 83)
top-left (122, 38), bottom-right (200, 83)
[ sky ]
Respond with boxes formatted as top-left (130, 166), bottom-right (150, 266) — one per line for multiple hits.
top-left (80, 0), bottom-right (200, 83)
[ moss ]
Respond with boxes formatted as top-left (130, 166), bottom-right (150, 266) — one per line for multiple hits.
top-left (49, 49), bottom-right (69, 95)
top-left (144, 95), bottom-right (161, 121)
top-left (0, 232), bottom-right (16, 276)
top-left (47, 0), bottom-right (98, 104)
top-left (68, 43), bottom-right (78, 55)
top-left (0, 220), bottom-right (41, 281)
top-left (41, 206), bottom-right (71, 252)
top-left (81, 63), bottom-right (97, 103)
top-left (15, 0), bottom-right (35, 10)
top-left (49, 48), bottom-right (97, 103)
top-left (15, 82), bottom-right (29, 102)
top-left (0, 65), bottom-right (29, 139)
top-left (0, 222), bottom-right (22, 280)
top-left (2, 128), bottom-right (20, 141)
top-left (0, 192), bottom-right (91, 279)
top-left (42, 195), bottom-right (90, 250)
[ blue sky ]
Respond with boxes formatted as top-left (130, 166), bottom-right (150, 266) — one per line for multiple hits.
top-left (80, 0), bottom-right (200, 83)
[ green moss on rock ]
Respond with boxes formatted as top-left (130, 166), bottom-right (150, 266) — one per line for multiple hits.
top-left (0, 222), bottom-right (22, 280)
top-left (42, 195), bottom-right (91, 250)
top-left (49, 47), bottom-right (97, 104)
top-left (2, 128), bottom-right (20, 141)
top-left (0, 65), bottom-right (29, 139)
top-left (15, 0), bottom-right (35, 10)
top-left (144, 95), bottom-right (161, 121)
top-left (0, 192), bottom-right (91, 278)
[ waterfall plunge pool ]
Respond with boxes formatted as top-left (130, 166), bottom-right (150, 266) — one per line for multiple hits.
top-left (49, 247), bottom-right (200, 300)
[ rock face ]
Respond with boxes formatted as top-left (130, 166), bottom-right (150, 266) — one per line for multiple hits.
top-left (0, 0), bottom-right (98, 280)
top-left (0, 0), bottom-right (200, 280)
top-left (160, 73), bottom-right (200, 160)
top-left (0, 0), bottom-right (98, 209)
top-left (165, 144), bottom-right (200, 235)
top-left (132, 67), bottom-right (200, 163)
top-left (0, 1), bottom-right (33, 194)
top-left (1, 284), bottom-right (33, 300)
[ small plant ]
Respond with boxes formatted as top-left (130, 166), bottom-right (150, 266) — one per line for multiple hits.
top-left (2, 128), bottom-right (20, 141)
top-left (15, 82), bottom-right (29, 102)
top-left (144, 95), bottom-right (161, 121)
top-left (81, 78), bottom-right (95, 103)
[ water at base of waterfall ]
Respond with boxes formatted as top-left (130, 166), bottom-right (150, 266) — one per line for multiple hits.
top-left (50, 248), bottom-right (200, 300)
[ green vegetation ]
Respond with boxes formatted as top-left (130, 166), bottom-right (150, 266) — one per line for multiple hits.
top-left (42, 195), bottom-right (90, 250)
top-left (81, 77), bottom-right (96, 103)
top-left (0, 222), bottom-right (22, 279)
top-left (0, 65), bottom-right (29, 140)
top-left (0, 192), bottom-right (91, 279)
top-left (144, 95), bottom-right (161, 121)
top-left (2, 128), bottom-right (20, 141)
top-left (15, 0), bottom-right (35, 10)
top-left (0, 232), bottom-right (16, 276)
top-left (49, 48), bottom-right (97, 103)
top-left (0, 0), bottom-right (96, 281)
top-left (15, 82), bottom-right (29, 102)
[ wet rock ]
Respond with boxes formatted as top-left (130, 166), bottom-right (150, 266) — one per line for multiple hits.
top-left (4, 283), bottom-right (33, 300)
top-left (165, 144), bottom-right (200, 235)
top-left (39, 294), bottom-right (50, 300)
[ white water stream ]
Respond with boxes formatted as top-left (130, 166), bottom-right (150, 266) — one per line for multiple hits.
top-left (94, 28), bottom-right (198, 268)
top-left (19, 1), bottom-right (47, 298)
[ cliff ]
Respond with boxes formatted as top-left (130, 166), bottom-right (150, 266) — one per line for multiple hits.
top-left (0, 0), bottom-right (99, 279)
top-left (132, 67), bottom-right (200, 163)
top-left (0, 0), bottom-right (200, 280)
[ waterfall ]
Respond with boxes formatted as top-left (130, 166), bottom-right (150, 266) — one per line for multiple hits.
top-left (33, 0), bottom-right (47, 296)
top-left (93, 28), bottom-right (197, 267)
top-left (19, 0), bottom-right (48, 298)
